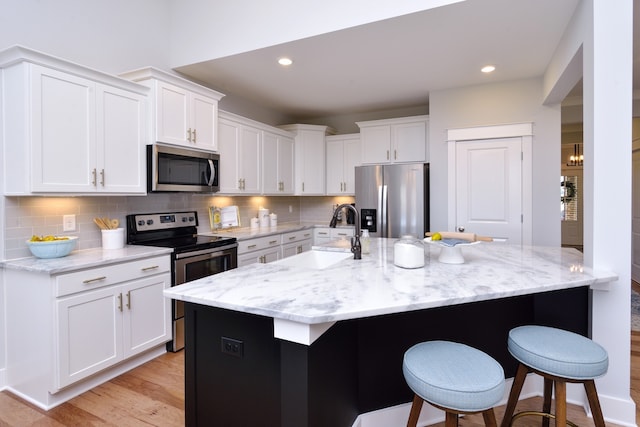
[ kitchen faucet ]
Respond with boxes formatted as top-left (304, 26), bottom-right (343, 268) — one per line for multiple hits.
top-left (330, 204), bottom-right (361, 260)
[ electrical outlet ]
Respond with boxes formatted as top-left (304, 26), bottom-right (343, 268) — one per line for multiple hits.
top-left (289, 205), bottom-right (293, 213)
top-left (221, 337), bottom-right (244, 358)
top-left (63, 214), bottom-right (76, 232)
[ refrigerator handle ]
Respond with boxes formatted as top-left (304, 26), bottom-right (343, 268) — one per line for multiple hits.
top-left (381, 184), bottom-right (388, 237)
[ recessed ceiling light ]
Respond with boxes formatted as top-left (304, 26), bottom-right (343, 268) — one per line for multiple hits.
top-left (278, 57), bottom-right (293, 66)
top-left (481, 65), bottom-right (496, 73)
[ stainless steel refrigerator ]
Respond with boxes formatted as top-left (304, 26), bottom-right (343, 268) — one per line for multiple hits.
top-left (355, 163), bottom-right (429, 238)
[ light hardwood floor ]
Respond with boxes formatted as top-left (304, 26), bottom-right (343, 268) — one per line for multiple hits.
top-left (1, 332), bottom-right (638, 426)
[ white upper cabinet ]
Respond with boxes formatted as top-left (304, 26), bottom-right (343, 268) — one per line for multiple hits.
top-left (357, 115), bottom-right (429, 164)
top-left (120, 67), bottom-right (224, 152)
top-left (262, 130), bottom-right (294, 195)
top-left (326, 134), bottom-right (361, 195)
top-left (0, 47), bottom-right (148, 195)
top-left (279, 124), bottom-right (334, 195)
top-left (218, 112), bottom-right (261, 194)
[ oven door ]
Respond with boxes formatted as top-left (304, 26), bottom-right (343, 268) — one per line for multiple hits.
top-left (174, 243), bottom-right (238, 285)
top-left (170, 243), bottom-right (238, 351)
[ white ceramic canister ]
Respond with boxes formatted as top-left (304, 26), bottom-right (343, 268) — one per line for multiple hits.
top-left (102, 228), bottom-right (125, 250)
top-left (250, 217), bottom-right (260, 230)
top-left (258, 207), bottom-right (269, 228)
top-left (393, 235), bottom-right (425, 268)
top-left (269, 213), bottom-right (277, 227)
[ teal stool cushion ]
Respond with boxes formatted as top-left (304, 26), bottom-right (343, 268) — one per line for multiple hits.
top-left (508, 325), bottom-right (608, 380)
top-left (402, 341), bottom-right (505, 412)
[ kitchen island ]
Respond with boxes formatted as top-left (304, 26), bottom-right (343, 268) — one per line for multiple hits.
top-left (165, 238), bottom-right (616, 427)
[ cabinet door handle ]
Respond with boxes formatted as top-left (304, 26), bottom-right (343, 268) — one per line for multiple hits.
top-left (141, 265), bottom-right (159, 272)
top-left (248, 244), bottom-right (257, 249)
top-left (126, 291), bottom-right (131, 310)
top-left (91, 168), bottom-right (97, 187)
top-left (288, 236), bottom-right (296, 241)
top-left (386, 150), bottom-right (389, 160)
top-left (297, 246), bottom-right (302, 254)
top-left (100, 169), bottom-right (105, 186)
top-left (302, 182), bottom-right (305, 192)
top-left (117, 293), bottom-right (123, 312)
top-left (394, 149), bottom-right (397, 160)
top-left (187, 128), bottom-right (192, 142)
top-left (82, 276), bottom-right (107, 284)
top-left (193, 129), bottom-right (197, 143)
top-left (269, 240), bottom-right (279, 244)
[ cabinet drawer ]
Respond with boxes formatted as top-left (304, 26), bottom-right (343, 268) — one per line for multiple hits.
top-left (281, 229), bottom-right (313, 244)
top-left (237, 235), bottom-right (282, 254)
top-left (331, 228), bottom-right (355, 239)
top-left (55, 255), bottom-right (170, 297)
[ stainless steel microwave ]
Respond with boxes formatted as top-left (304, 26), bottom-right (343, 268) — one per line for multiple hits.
top-left (147, 144), bottom-right (220, 193)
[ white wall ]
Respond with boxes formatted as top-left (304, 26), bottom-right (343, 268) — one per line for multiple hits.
top-left (167, 0), bottom-right (464, 68)
top-left (0, 0), bottom-right (172, 74)
top-left (428, 78), bottom-right (561, 246)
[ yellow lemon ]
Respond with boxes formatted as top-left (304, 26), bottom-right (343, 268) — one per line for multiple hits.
top-left (432, 232), bottom-right (442, 241)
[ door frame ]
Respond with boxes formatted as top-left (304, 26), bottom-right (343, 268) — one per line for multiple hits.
top-left (447, 123), bottom-right (533, 245)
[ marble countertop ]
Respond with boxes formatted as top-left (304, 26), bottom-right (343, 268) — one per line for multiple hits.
top-left (200, 221), bottom-right (354, 241)
top-left (165, 238), bottom-right (617, 328)
top-left (0, 245), bottom-right (173, 274)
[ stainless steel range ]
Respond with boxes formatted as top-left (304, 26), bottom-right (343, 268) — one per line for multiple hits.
top-left (126, 211), bottom-right (237, 352)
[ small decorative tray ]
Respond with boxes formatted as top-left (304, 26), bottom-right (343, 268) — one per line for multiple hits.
top-left (424, 237), bottom-right (481, 264)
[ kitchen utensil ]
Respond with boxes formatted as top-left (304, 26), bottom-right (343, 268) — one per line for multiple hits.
top-left (110, 219), bottom-right (119, 229)
top-left (93, 217), bottom-right (108, 230)
top-left (425, 231), bottom-right (493, 242)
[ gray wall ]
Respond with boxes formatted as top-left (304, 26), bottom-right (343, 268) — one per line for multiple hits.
top-left (429, 78), bottom-right (561, 246)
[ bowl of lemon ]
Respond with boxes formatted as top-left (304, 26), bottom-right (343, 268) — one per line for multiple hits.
top-left (26, 235), bottom-right (78, 259)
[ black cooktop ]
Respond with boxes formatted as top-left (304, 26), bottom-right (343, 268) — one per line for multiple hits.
top-left (126, 211), bottom-right (236, 253)
top-left (143, 234), bottom-right (237, 253)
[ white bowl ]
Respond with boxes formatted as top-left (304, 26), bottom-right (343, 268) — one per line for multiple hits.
top-left (26, 236), bottom-right (78, 259)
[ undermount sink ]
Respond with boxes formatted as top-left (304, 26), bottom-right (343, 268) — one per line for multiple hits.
top-left (274, 250), bottom-right (353, 270)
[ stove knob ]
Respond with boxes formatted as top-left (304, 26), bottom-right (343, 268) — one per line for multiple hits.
top-left (189, 216), bottom-right (195, 222)
top-left (181, 217), bottom-right (187, 222)
top-left (137, 220), bottom-right (145, 226)
top-left (146, 219), bottom-right (154, 225)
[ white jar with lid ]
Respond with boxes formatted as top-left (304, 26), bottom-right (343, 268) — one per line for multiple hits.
top-left (393, 235), bottom-right (425, 268)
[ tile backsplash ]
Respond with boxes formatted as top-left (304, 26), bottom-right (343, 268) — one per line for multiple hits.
top-left (3, 194), bottom-right (354, 260)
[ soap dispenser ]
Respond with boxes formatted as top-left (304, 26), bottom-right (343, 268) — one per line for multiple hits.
top-left (361, 229), bottom-right (371, 254)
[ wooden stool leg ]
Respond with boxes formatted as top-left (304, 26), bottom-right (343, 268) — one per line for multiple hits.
top-left (407, 394), bottom-right (424, 427)
top-left (445, 411), bottom-right (459, 427)
top-left (500, 363), bottom-right (528, 427)
top-left (584, 380), bottom-right (606, 427)
top-left (482, 408), bottom-right (498, 427)
top-left (542, 378), bottom-right (553, 427)
top-left (554, 380), bottom-right (567, 427)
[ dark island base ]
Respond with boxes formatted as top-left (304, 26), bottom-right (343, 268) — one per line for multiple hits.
top-left (184, 286), bottom-right (589, 427)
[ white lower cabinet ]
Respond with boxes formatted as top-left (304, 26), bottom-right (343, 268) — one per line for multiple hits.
top-left (314, 227), bottom-right (355, 245)
top-left (4, 254), bottom-right (171, 408)
top-left (237, 235), bottom-right (282, 267)
top-left (56, 274), bottom-right (169, 389)
top-left (281, 230), bottom-right (313, 258)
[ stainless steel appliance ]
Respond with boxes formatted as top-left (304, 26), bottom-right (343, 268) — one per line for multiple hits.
top-left (355, 163), bottom-right (429, 238)
top-left (147, 144), bottom-right (220, 193)
top-left (126, 211), bottom-right (237, 351)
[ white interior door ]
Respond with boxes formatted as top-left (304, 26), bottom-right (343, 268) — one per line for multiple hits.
top-left (632, 150), bottom-right (640, 282)
top-left (455, 137), bottom-right (522, 243)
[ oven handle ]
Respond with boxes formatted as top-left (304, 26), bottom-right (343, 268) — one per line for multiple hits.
top-left (174, 243), bottom-right (238, 259)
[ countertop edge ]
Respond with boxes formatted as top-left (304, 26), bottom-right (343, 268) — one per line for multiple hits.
top-left (1, 246), bottom-right (173, 274)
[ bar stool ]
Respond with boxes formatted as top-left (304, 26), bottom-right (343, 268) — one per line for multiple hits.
top-left (501, 325), bottom-right (609, 427)
top-left (402, 340), bottom-right (505, 427)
